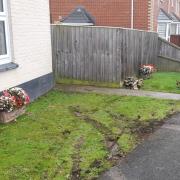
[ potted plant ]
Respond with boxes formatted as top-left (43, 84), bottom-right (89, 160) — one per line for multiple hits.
top-left (0, 87), bottom-right (30, 124)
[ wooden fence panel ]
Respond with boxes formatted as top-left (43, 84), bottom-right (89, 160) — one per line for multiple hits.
top-left (158, 37), bottom-right (180, 62)
top-left (51, 25), bottom-right (159, 83)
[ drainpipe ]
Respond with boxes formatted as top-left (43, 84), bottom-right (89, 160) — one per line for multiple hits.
top-left (131, 0), bottom-right (134, 29)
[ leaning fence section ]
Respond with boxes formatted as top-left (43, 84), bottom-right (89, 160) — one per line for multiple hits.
top-left (158, 37), bottom-right (180, 62)
top-left (157, 37), bottom-right (180, 72)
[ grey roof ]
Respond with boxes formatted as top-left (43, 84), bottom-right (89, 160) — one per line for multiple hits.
top-left (158, 8), bottom-right (173, 21)
top-left (61, 6), bottom-right (95, 24)
top-left (170, 13), bottom-right (180, 22)
top-left (158, 8), bottom-right (180, 22)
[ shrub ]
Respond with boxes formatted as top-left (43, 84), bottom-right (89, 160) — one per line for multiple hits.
top-left (123, 77), bottom-right (143, 90)
top-left (140, 64), bottom-right (156, 79)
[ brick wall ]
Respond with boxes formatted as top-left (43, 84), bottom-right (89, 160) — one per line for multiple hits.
top-left (50, 0), bottom-right (152, 30)
top-left (50, 0), bottom-right (132, 28)
top-left (0, 0), bottom-right (53, 91)
top-left (50, 0), bottom-right (180, 32)
top-left (133, 0), bottom-right (149, 30)
top-left (159, 0), bottom-right (180, 17)
top-left (152, 0), bottom-right (159, 32)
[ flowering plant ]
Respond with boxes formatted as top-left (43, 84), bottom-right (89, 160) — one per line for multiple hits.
top-left (0, 87), bottom-right (30, 112)
top-left (139, 64), bottom-right (156, 79)
top-left (0, 96), bottom-right (16, 112)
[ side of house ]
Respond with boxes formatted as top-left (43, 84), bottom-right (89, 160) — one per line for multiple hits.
top-left (0, 0), bottom-right (53, 100)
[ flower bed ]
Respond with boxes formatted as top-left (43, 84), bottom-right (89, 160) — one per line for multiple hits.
top-left (0, 87), bottom-right (30, 123)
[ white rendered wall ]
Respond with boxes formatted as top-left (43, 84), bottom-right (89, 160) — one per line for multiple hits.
top-left (0, 0), bottom-right (52, 91)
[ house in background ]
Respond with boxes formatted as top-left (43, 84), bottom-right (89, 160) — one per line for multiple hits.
top-left (50, 0), bottom-right (180, 40)
top-left (158, 0), bottom-right (180, 40)
top-left (0, 0), bottom-right (53, 100)
top-left (50, 0), bottom-right (156, 31)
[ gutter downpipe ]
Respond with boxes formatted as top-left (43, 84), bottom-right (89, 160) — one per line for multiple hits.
top-left (131, 0), bottom-right (134, 29)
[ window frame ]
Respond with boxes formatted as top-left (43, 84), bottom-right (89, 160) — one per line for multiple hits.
top-left (0, 0), bottom-right (11, 65)
top-left (158, 20), bottom-right (172, 40)
top-left (170, 23), bottom-right (178, 35)
top-left (157, 22), bottom-right (167, 39)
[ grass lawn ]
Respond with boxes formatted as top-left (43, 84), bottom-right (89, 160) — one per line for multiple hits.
top-left (0, 91), bottom-right (180, 179)
top-left (56, 78), bottom-right (120, 88)
top-left (142, 72), bottom-right (180, 94)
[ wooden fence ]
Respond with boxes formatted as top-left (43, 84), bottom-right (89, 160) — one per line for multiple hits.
top-left (156, 56), bottom-right (180, 72)
top-left (157, 37), bottom-right (180, 72)
top-left (51, 25), bottom-right (158, 83)
top-left (158, 37), bottom-right (180, 62)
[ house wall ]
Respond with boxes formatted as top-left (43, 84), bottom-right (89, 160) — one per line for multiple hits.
top-left (0, 0), bottom-right (53, 100)
top-left (133, 0), bottom-right (149, 31)
top-left (157, 0), bottom-right (180, 24)
top-left (50, 0), bottom-right (152, 31)
top-left (160, 0), bottom-right (180, 16)
top-left (50, 0), bottom-right (180, 32)
top-left (50, 0), bottom-right (132, 28)
top-left (152, 0), bottom-right (160, 31)
top-left (160, 0), bottom-right (169, 13)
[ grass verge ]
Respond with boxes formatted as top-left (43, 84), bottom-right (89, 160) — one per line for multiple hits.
top-left (56, 78), bottom-right (120, 88)
top-left (142, 72), bottom-right (180, 94)
top-left (0, 90), bottom-right (179, 179)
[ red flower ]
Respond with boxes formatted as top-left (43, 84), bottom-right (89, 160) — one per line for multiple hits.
top-left (140, 64), bottom-right (156, 73)
top-left (25, 95), bottom-right (30, 104)
top-left (3, 90), bottom-right (11, 97)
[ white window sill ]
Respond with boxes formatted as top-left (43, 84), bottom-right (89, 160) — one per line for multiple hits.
top-left (0, 62), bottom-right (18, 72)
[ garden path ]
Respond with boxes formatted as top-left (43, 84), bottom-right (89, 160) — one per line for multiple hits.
top-left (55, 84), bottom-right (180, 100)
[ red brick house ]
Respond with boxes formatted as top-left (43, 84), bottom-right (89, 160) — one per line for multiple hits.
top-left (50, 0), bottom-right (180, 39)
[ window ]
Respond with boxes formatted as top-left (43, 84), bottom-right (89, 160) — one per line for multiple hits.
top-left (0, 0), bottom-right (11, 65)
top-left (170, 23), bottom-right (177, 35)
top-left (0, 0), bottom-right (3, 12)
